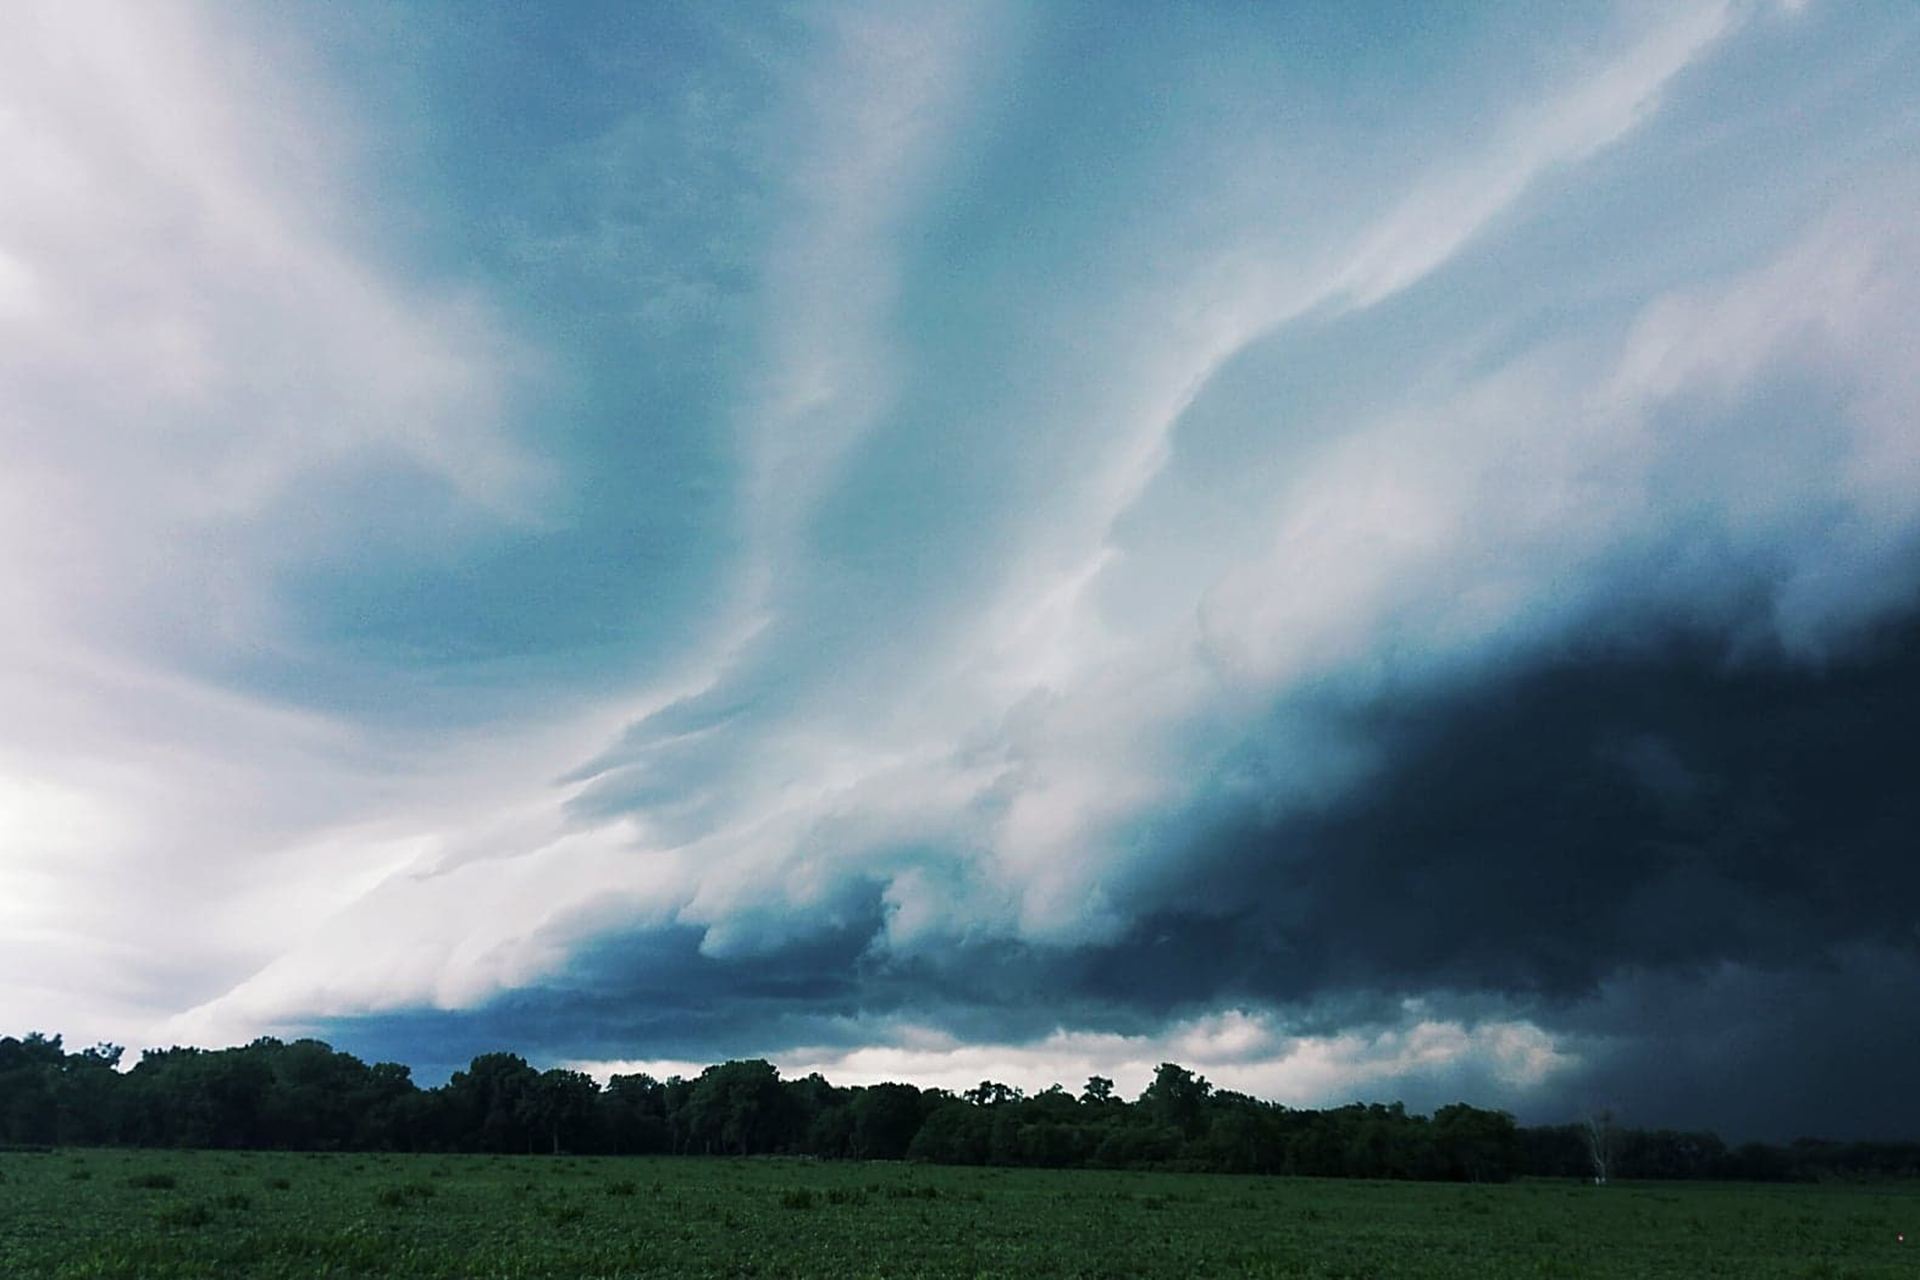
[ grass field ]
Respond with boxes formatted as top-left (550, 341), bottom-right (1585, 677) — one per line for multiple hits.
top-left (1, 1148), bottom-right (1914, 1278)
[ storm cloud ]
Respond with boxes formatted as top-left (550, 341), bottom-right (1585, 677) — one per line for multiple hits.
top-left (4, 0), bottom-right (1918, 1142)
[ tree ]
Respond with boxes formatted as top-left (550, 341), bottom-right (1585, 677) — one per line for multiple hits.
top-left (519, 1069), bottom-right (600, 1154)
top-left (905, 1102), bottom-right (992, 1164)
top-left (686, 1060), bottom-right (795, 1155)
top-left (603, 1073), bottom-right (670, 1154)
top-left (444, 1053), bottom-right (540, 1152)
top-left (1432, 1103), bottom-right (1520, 1183)
top-left (1199, 1101), bottom-right (1283, 1175)
top-left (54, 1042), bottom-right (125, 1145)
top-left (0, 1033), bottom-right (64, 1144)
top-left (850, 1083), bottom-right (927, 1160)
top-left (1585, 1108), bottom-right (1619, 1185)
top-left (1140, 1062), bottom-right (1211, 1138)
top-left (15, 1021), bottom-right (1861, 1184)
top-left (258, 1038), bottom-right (371, 1149)
top-left (963, 1080), bottom-right (1023, 1107)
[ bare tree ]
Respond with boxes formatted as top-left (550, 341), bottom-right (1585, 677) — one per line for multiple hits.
top-left (1584, 1108), bottom-right (1618, 1185)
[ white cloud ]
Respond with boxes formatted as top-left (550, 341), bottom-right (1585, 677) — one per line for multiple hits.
top-left (733, 1), bottom-right (1012, 605)
top-left (0, 0), bottom-right (556, 1048)
top-left (962, 2), bottom-right (1742, 709)
top-left (1330, 2), bottom-right (1734, 310)
top-left (0, 4), bottom-right (553, 765)
top-left (569, 1006), bottom-right (1577, 1107)
top-left (180, 32), bottom-right (1920, 1036)
top-left (12, 0), bottom-right (1916, 1086)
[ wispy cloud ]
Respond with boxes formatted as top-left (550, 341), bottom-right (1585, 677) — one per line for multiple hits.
top-left (7, 0), bottom-right (1918, 1138)
top-left (180, 0), bottom-right (1920, 1034)
top-left (0, 0), bottom-right (548, 1043)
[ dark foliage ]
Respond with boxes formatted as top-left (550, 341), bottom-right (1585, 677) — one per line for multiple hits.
top-left (2, 1033), bottom-right (1910, 1180)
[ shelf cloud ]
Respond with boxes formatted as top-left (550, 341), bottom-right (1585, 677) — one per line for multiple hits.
top-left (5, 0), bottom-right (1917, 1141)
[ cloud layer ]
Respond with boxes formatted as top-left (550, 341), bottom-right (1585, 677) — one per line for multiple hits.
top-left (5, 0), bottom-right (1918, 1140)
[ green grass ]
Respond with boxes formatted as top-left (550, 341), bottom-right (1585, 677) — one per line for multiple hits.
top-left (1, 1149), bottom-right (1914, 1277)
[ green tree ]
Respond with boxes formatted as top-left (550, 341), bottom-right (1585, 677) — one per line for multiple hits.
top-left (519, 1068), bottom-right (601, 1154)
top-left (444, 1053), bottom-right (540, 1152)
top-left (905, 1102), bottom-right (992, 1164)
top-left (1140, 1062), bottom-right (1211, 1138)
top-left (1433, 1103), bottom-right (1520, 1183)
top-left (686, 1060), bottom-right (795, 1155)
top-left (850, 1082), bottom-right (926, 1160)
top-left (603, 1073), bottom-right (670, 1153)
top-left (962, 1080), bottom-right (1023, 1107)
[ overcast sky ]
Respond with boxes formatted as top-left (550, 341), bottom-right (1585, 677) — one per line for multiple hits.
top-left (4, 0), bottom-right (1918, 1141)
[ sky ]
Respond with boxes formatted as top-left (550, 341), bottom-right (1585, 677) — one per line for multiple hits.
top-left (3, 0), bottom-right (1918, 1142)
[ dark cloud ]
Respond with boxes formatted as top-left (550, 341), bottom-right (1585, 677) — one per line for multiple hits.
top-left (1551, 948), bottom-right (1920, 1141)
top-left (318, 919), bottom-right (879, 1085)
top-left (1146, 608), bottom-right (1920, 1003)
top-left (322, 606), bottom-right (1920, 1138)
top-left (1052, 607), bottom-right (1920, 1136)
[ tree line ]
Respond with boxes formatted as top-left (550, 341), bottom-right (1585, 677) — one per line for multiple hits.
top-left (3, 1032), bottom-right (1914, 1181)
